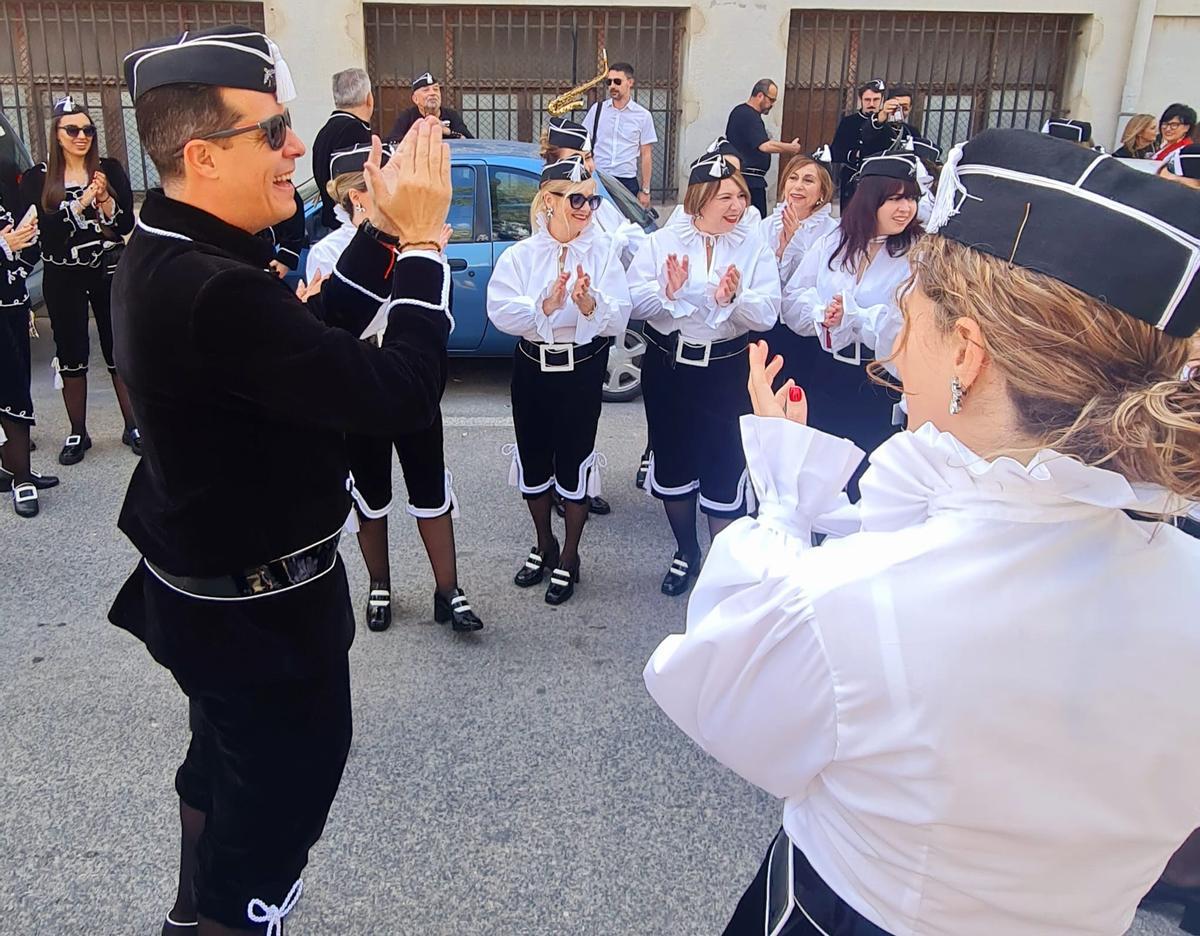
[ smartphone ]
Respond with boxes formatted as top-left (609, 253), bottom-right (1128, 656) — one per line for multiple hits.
top-left (18, 204), bottom-right (36, 229)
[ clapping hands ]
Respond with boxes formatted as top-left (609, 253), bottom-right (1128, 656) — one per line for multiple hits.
top-left (543, 271), bottom-right (570, 316)
top-left (823, 293), bottom-right (845, 329)
top-left (664, 253), bottom-right (689, 300)
top-left (571, 264), bottom-right (596, 317)
top-left (362, 119), bottom-right (451, 249)
top-left (715, 264), bottom-right (741, 307)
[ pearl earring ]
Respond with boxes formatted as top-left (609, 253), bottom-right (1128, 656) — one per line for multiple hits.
top-left (949, 376), bottom-right (965, 415)
top-left (354, 204), bottom-right (366, 214)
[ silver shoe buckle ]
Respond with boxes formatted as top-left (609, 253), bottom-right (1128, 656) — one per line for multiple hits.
top-left (539, 343), bottom-right (575, 372)
top-left (674, 338), bottom-right (711, 367)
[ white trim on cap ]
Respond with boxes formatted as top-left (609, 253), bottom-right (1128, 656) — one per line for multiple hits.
top-left (329, 143), bottom-right (391, 178)
top-left (128, 35), bottom-right (274, 97)
top-left (1042, 119), bottom-right (1087, 143)
top-left (955, 162), bottom-right (1200, 332)
top-left (542, 156), bottom-right (588, 183)
top-left (858, 152), bottom-right (918, 178)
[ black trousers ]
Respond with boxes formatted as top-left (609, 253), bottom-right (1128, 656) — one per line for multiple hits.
top-left (748, 186), bottom-right (769, 220)
top-left (0, 305), bottom-right (34, 423)
top-left (612, 175), bottom-right (640, 197)
top-left (42, 262), bottom-right (115, 376)
top-left (174, 656), bottom-right (353, 930)
top-left (723, 831), bottom-right (893, 936)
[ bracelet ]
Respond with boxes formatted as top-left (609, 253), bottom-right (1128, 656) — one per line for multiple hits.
top-left (360, 220), bottom-right (399, 247)
top-left (399, 241), bottom-right (441, 252)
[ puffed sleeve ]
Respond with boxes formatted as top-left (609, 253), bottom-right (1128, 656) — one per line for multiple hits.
top-left (627, 235), bottom-right (668, 321)
top-left (486, 243), bottom-right (554, 343)
top-left (573, 236), bottom-right (633, 343)
top-left (781, 235), bottom-right (827, 338)
top-left (841, 289), bottom-right (903, 360)
top-left (706, 242), bottom-right (780, 333)
top-left (644, 415), bottom-right (864, 798)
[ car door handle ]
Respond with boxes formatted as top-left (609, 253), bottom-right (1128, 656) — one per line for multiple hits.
top-left (448, 258), bottom-right (468, 271)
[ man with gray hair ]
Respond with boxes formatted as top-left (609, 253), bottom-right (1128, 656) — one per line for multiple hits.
top-left (312, 67), bottom-right (375, 229)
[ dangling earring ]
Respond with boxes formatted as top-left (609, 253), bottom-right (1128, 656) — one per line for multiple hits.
top-left (354, 202), bottom-right (366, 214)
top-left (949, 376), bottom-right (965, 415)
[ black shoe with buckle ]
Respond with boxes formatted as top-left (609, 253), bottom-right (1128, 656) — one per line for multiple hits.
top-left (2, 468), bottom-right (58, 489)
top-left (515, 538), bottom-right (559, 588)
top-left (122, 427), bottom-right (144, 456)
top-left (435, 587), bottom-right (484, 632)
top-left (365, 581), bottom-right (391, 632)
top-left (58, 433), bottom-right (92, 466)
top-left (588, 495), bottom-right (611, 516)
top-left (661, 549), bottom-right (700, 597)
top-left (545, 559), bottom-right (580, 605)
top-left (12, 482), bottom-right (38, 518)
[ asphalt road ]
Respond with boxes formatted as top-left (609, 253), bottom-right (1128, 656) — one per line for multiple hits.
top-left (0, 321), bottom-right (1187, 936)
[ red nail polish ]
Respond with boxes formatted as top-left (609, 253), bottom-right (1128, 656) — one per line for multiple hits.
top-left (789, 386), bottom-right (804, 403)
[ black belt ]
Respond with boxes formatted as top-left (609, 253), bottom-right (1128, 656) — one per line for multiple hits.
top-left (645, 325), bottom-right (748, 368)
top-left (741, 166), bottom-right (768, 178)
top-left (145, 532), bottom-right (341, 600)
top-left (518, 335), bottom-right (610, 372)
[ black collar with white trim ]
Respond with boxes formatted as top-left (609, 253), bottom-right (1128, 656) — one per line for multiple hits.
top-left (928, 128), bottom-right (1200, 338)
top-left (136, 189), bottom-right (275, 269)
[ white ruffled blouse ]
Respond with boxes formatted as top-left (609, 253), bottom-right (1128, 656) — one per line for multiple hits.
top-left (591, 197), bottom-right (647, 270)
top-left (759, 202), bottom-right (838, 284)
top-left (645, 416), bottom-right (1200, 936)
top-left (627, 208), bottom-right (780, 342)
top-left (486, 222), bottom-right (632, 345)
top-left (781, 229), bottom-right (912, 368)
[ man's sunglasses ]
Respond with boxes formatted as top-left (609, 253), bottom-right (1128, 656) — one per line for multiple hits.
top-left (190, 111), bottom-right (292, 153)
top-left (551, 192), bottom-right (602, 211)
top-left (61, 124), bottom-right (96, 139)
top-left (605, 78), bottom-right (624, 86)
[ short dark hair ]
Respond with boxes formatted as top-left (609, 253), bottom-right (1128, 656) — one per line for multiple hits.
top-left (134, 84), bottom-right (236, 183)
top-left (858, 79), bottom-right (886, 97)
top-left (1160, 102), bottom-right (1197, 130)
top-left (890, 86), bottom-right (914, 101)
top-left (751, 78), bottom-right (776, 98)
top-left (609, 62), bottom-right (635, 80)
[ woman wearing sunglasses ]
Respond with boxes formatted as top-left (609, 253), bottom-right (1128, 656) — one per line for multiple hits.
top-left (627, 151), bottom-right (780, 598)
top-left (487, 155), bottom-right (632, 605)
top-left (19, 96), bottom-right (137, 465)
top-left (305, 142), bottom-right (482, 634)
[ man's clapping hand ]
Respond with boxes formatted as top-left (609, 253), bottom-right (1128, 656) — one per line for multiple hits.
top-left (362, 119), bottom-right (451, 250)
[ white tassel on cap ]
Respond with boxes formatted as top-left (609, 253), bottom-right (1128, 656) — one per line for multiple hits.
top-left (925, 142), bottom-right (981, 234)
top-left (709, 154), bottom-right (726, 179)
top-left (265, 38), bottom-right (296, 104)
top-left (812, 144), bottom-right (832, 163)
top-left (57, 96), bottom-right (75, 113)
top-left (569, 159), bottom-right (584, 183)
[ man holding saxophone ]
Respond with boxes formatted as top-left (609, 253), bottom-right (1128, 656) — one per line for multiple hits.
top-left (583, 61), bottom-right (657, 207)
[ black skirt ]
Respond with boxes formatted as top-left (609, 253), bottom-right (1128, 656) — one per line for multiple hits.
top-left (0, 306), bottom-right (34, 424)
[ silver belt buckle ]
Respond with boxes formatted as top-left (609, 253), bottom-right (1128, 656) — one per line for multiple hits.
top-left (675, 337), bottom-right (712, 367)
top-left (539, 342), bottom-right (575, 372)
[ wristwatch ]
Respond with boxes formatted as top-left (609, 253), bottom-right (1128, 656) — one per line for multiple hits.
top-left (640, 187), bottom-right (651, 195)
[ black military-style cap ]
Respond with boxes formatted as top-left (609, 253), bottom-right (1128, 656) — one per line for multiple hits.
top-left (547, 117), bottom-right (591, 154)
top-left (859, 152), bottom-right (919, 180)
top-left (541, 155), bottom-right (590, 184)
top-left (123, 25), bottom-right (295, 104)
top-left (329, 142), bottom-right (394, 179)
top-left (911, 138), bottom-right (942, 164)
top-left (412, 72), bottom-right (438, 91)
top-left (1042, 118), bottom-right (1092, 144)
top-left (1168, 144), bottom-right (1200, 180)
top-left (928, 128), bottom-right (1200, 337)
top-left (52, 96), bottom-right (84, 118)
top-left (688, 151), bottom-right (735, 185)
top-left (705, 136), bottom-right (742, 162)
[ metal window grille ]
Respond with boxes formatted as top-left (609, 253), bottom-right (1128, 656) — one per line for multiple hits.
top-left (1, 1), bottom-right (266, 192)
top-left (782, 11), bottom-right (1080, 157)
top-left (364, 4), bottom-right (685, 202)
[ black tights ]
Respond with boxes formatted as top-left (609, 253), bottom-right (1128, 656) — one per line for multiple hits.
top-left (60, 371), bottom-right (136, 437)
top-left (0, 416), bottom-right (31, 484)
top-left (356, 512), bottom-right (459, 595)
top-left (525, 491), bottom-right (587, 569)
top-left (663, 495), bottom-right (734, 558)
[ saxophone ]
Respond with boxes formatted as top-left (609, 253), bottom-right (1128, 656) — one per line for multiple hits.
top-left (546, 48), bottom-right (609, 117)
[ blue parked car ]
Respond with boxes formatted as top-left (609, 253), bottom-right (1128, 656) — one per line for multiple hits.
top-left (297, 140), bottom-right (658, 401)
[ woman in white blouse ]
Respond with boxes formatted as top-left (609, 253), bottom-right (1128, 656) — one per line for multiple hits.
top-left (487, 155), bottom-right (632, 605)
top-left (306, 143), bottom-right (481, 634)
top-left (627, 151), bottom-right (779, 597)
top-left (781, 152), bottom-right (921, 496)
top-left (645, 129), bottom-right (1200, 936)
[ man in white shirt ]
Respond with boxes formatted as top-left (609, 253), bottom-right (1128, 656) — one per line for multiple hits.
top-left (583, 61), bottom-right (657, 208)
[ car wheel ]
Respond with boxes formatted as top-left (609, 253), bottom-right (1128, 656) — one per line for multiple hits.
top-left (602, 326), bottom-right (646, 402)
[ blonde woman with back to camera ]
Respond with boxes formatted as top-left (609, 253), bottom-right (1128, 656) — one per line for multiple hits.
top-left (645, 128), bottom-right (1200, 936)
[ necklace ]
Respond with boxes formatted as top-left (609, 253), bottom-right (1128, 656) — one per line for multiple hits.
top-left (869, 235), bottom-right (888, 244)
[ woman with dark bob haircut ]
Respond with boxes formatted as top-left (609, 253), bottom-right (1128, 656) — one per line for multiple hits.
top-left (779, 152), bottom-right (922, 495)
top-left (1155, 102), bottom-right (1196, 161)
